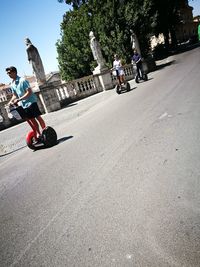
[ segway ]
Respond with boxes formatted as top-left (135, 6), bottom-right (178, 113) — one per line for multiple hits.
top-left (26, 126), bottom-right (57, 150)
top-left (116, 81), bottom-right (131, 94)
top-left (133, 63), bottom-right (148, 84)
top-left (112, 69), bottom-right (131, 94)
top-left (6, 104), bottom-right (57, 150)
top-left (135, 72), bottom-right (148, 83)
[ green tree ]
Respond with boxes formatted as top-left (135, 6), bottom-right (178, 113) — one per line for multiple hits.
top-left (57, 0), bottom-right (85, 9)
top-left (87, 0), bottom-right (133, 65)
top-left (56, 5), bottom-right (93, 80)
top-left (56, 0), bottom-right (184, 80)
top-left (57, 0), bottom-right (135, 80)
top-left (57, 0), bottom-right (153, 80)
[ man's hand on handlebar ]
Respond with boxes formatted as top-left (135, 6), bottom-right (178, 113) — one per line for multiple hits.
top-left (13, 98), bottom-right (19, 105)
top-left (7, 98), bottom-right (19, 107)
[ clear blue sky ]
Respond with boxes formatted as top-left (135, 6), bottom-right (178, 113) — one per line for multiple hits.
top-left (0, 0), bottom-right (70, 84)
top-left (191, 0), bottom-right (200, 16)
top-left (192, 0), bottom-right (200, 16)
top-left (0, 0), bottom-right (200, 85)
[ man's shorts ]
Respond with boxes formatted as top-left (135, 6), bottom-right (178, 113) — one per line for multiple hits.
top-left (17, 102), bottom-right (42, 119)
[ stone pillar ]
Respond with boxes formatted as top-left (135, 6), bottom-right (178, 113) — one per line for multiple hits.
top-left (94, 70), bottom-right (114, 91)
top-left (0, 102), bottom-right (11, 129)
top-left (39, 83), bottom-right (61, 113)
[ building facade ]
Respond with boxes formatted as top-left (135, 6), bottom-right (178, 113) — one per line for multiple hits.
top-left (150, 0), bottom-right (199, 49)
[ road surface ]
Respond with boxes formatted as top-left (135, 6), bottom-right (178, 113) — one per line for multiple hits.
top-left (0, 47), bottom-right (200, 266)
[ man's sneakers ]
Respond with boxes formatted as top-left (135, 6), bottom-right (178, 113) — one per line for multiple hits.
top-left (37, 135), bottom-right (43, 143)
top-left (32, 135), bottom-right (43, 145)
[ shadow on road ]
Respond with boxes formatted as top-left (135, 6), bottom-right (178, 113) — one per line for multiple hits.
top-left (130, 86), bottom-right (137, 91)
top-left (116, 86), bottom-right (137, 95)
top-left (61, 102), bottom-right (78, 109)
top-left (57, 135), bottom-right (73, 144)
top-left (31, 136), bottom-right (74, 152)
top-left (156, 60), bottom-right (176, 71)
top-left (135, 78), bottom-right (153, 84)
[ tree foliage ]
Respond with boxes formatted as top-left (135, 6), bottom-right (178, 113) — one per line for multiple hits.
top-left (56, 5), bottom-right (93, 80)
top-left (56, 0), bottom-right (184, 80)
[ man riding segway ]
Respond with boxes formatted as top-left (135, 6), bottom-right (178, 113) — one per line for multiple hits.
top-left (6, 66), bottom-right (57, 150)
top-left (131, 49), bottom-right (148, 83)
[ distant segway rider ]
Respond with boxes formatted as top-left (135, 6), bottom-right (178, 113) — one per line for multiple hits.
top-left (112, 54), bottom-right (126, 86)
top-left (131, 49), bottom-right (142, 79)
top-left (6, 66), bottom-right (46, 140)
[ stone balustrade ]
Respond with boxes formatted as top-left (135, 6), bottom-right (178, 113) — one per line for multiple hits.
top-left (0, 90), bottom-right (8, 102)
top-left (55, 75), bottom-right (101, 107)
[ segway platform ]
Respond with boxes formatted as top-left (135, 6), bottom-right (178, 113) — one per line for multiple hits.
top-left (135, 73), bottom-right (148, 83)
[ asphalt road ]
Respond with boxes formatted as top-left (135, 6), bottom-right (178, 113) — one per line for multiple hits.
top-left (1, 47), bottom-right (200, 267)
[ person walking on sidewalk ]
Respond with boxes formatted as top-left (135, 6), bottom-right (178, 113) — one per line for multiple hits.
top-left (6, 66), bottom-right (46, 139)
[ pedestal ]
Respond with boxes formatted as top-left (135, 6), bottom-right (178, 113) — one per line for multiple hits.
top-left (93, 67), bottom-right (113, 91)
top-left (39, 83), bottom-right (61, 113)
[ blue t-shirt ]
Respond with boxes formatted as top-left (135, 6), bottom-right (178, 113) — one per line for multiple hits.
top-left (11, 76), bottom-right (37, 108)
top-left (132, 53), bottom-right (141, 64)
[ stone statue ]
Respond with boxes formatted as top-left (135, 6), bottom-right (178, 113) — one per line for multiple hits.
top-left (25, 38), bottom-right (46, 86)
top-left (89, 31), bottom-right (106, 71)
top-left (130, 31), bottom-right (141, 56)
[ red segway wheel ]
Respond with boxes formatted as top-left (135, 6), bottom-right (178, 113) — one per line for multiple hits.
top-left (26, 130), bottom-right (37, 150)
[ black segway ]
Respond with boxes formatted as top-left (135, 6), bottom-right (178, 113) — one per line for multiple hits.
top-left (116, 81), bottom-right (131, 94)
top-left (135, 72), bottom-right (148, 83)
top-left (133, 63), bottom-right (148, 84)
top-left (112, 68), bottom-right (131, 94)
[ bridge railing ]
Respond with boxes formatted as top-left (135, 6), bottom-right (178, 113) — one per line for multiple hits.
top-left (55, 75), bottom-right (100, 107)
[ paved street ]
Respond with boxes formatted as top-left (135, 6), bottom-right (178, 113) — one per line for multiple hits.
top-left (1, 47), bottom-right (200, 267)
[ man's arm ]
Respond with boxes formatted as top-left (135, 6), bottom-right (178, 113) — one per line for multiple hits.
top-left (8, 92), bottom-right (18, 106)
top-left (15, 87), bottom-right (33, 104)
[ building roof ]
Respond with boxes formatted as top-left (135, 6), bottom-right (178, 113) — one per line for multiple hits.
top-left (0, 83), bottom-right (10, 91)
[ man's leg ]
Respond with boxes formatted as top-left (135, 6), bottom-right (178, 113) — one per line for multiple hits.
top-left (139, 62), bottom-right (143, 78)
top-left (136, 64), bottom-right (141, 78)
top-left (27, 118), bottom-right (41, 137)
top-left (26, 119), bottom-right (37, 138)
top-left (36, 115), bottom-right (46, 130)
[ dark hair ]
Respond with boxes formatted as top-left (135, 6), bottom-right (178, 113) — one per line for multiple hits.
top-left (5, 66), bottom-right (17, 73)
